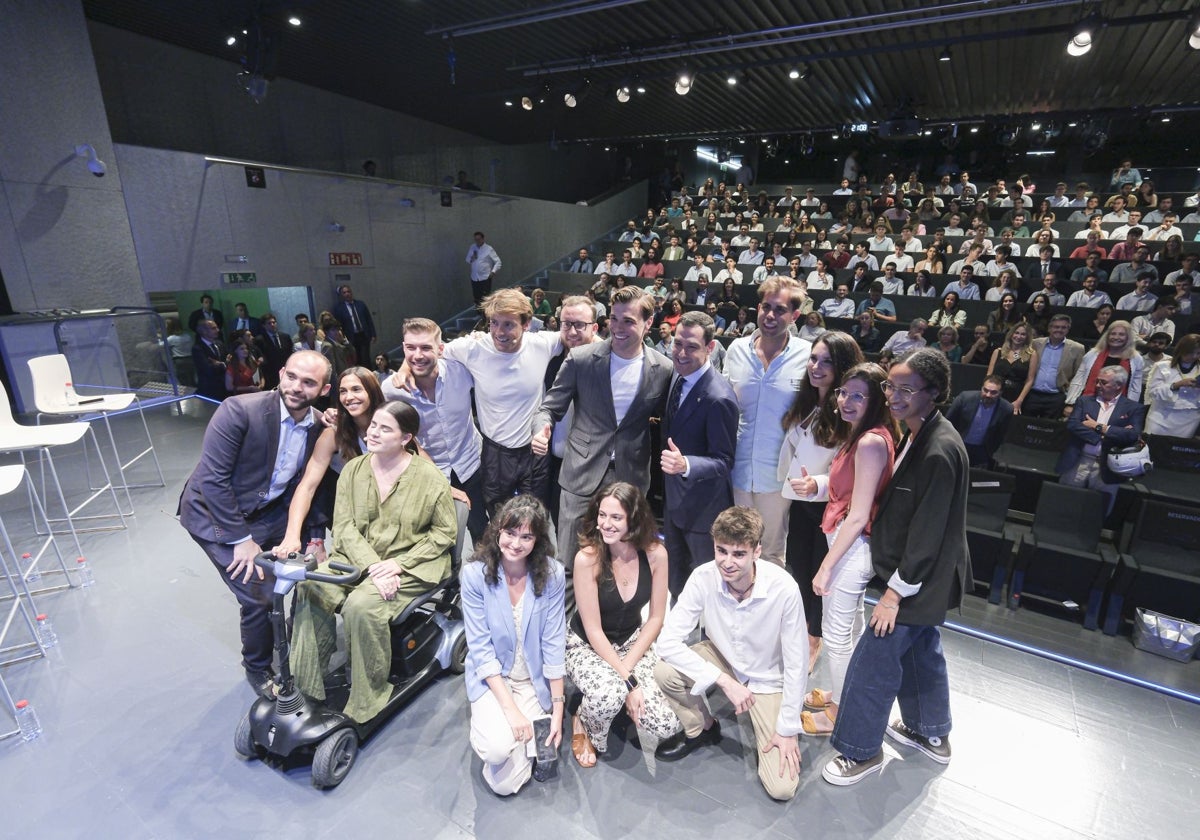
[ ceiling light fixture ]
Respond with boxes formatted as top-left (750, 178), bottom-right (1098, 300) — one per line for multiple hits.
top-left (1067, 16), bottom-right (1098, 56)
top-left (287, 16), bottom-right (301, 27)
top-left (616, 85), bottom-right (631, 103)
top-left (675, 69), bottom-right (693, 95)
top-left (726, 71), bottom-right (740, 86)
top-left (939, 47), bottom-right (951, 62)
top-left (1190, 12), bottom-right (1200, 49)
top-left (521, 96), bottom-right (534, 110)
top-left (788, 66), bottom-right (800, 79)
top-left (226, 35), bottom-right (237, 46)
top-left (564, 92), bottom-right (577, 107)
top-left (504, 100), bottom-right (513, 107)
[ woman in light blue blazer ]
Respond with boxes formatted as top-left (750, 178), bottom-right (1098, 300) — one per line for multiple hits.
top-left (462, 495), bottom-right (566, 795)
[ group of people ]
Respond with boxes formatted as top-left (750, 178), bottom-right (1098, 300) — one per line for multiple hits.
top-left (180, 263), bottom-right (974, 801)
top-left (181, 285), bottom-right (379, 402)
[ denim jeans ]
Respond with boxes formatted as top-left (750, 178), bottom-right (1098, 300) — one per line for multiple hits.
top-left (830, 624), bottom-right (952, 761)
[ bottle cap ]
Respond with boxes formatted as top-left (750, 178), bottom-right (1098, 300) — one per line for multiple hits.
top-left (22, 553), bottom-right (30, 559)
top-left (77, 558), bottom-right (87, 564)
top-left (36, 614), bottom-right (47, 621)
top-left (15, 700), bottom-right (28, 710)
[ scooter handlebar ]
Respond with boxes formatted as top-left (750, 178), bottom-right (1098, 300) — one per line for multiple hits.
top-left (306, 561), bottom-right (366, 585)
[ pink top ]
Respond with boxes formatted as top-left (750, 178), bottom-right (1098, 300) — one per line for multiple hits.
top-left (820, 426), bottom-right (895, 536)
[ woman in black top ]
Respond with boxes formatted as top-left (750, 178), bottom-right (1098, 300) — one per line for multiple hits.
top-left (565, 483), bottom-right (678, 768)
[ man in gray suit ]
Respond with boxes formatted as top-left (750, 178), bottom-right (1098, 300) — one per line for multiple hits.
top-left (178, 350), bottom-right (332, 697)
top-left (532, 287), bottom-right (672, 576)
top-left (1026, 314), bottom-right (1086, 418)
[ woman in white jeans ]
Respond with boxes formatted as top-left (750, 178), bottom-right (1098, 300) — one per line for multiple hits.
top-left (792, 362), bottom-right (897, 736)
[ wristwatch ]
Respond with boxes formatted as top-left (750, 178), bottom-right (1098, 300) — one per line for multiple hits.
top-left (624, 674), bottom-right (639, 692)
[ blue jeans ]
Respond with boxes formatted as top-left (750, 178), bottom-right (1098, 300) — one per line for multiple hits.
top-left (830, 624), bottom-right (952, 761)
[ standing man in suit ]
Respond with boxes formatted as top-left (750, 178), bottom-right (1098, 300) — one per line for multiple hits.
top-left (661, 311), bottom-right (739, 597)
top-left (334, 284), bottom-right (376, 368)
top-left (191, 320), bottom-right (227, 401)
top-left (178, 350), bottom-right (332, 697)
top-left (823, 348), bottom-right (971, 786)
top-left (466, 231), bottom-right (502, 308)
top-left (944, 375), bottom-right (1014, 468)
top-left (229, 302), bottom-right (261, 338)
top-left (1056, 366), bottom-right (1145, 515)
top-left (532, 287), bottom-right (672, 581)
top-left (187, 294), bottom-right (224, 336)
top-left (1026, 315), bottom-right (1086, 418)
top-left (254, 313), bottom-right (294, 390)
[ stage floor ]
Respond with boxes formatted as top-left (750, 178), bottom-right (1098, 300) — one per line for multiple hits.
top-left (1, 401), bottom-right (1197, 839)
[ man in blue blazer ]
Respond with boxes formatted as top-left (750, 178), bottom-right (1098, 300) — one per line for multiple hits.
top-left (944, 375), bottom-right (1014, 468)
top-left (178, 351), bottom-right (331, 696)
top-left (333, 284), bottom-right (376, 369)
top-left (661, 311), bottom-right (739, 597)
top-left (1056, 365), bottom-right (1144, 514)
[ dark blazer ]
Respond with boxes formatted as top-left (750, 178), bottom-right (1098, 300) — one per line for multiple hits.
top-left (227, 315), bottom-right (261, 337)
top-left (662, 366), bottom-right (738, 532)
top-left (871, 411), bottom-right (972, 626)
top-left (536, 341), bottom-right (672, 497)
top-left (191, 338), bottom-right (227, 400)
top-left (1056, 395), bottom-right (1144, 484)
top-left (255, 331), bottom-right (295, 389)
top-left (333, 299), bottom-right (376, 341)
top-left (944, 391), bottom-right (1013, 458)
top-left (177, 390), bottom-right (321, 545)
top-left (1026, 258), bottom-right (1062, 280)
top-left (187, 307), bottom-right (224, 335)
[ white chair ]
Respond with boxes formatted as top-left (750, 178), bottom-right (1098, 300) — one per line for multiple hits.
top-left (0, 465), bottom-right (63, 667)
top-left (28, 353), bottom-right (166, 515)
top-left (0, 380), bottom-right (125, 536)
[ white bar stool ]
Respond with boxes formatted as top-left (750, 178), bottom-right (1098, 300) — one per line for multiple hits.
top-left (28, 353), bottom-right (166, 516)
top-left (0, 465), bottom-right (58, 668)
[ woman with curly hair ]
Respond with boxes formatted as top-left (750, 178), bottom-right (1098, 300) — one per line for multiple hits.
top-left (565, 483), bottom-right (678, 768)
top-left (463, 494), bottom-right (566, 795)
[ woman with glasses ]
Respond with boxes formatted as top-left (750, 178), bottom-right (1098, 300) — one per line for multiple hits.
top-left (779, 333), bottom-right (866, 675)
top-left (463, 495), bottom-right (566, 795)
top-left (789, 363), bottom-right (897, 736)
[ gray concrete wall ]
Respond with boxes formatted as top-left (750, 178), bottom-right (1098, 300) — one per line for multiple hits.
top-left (116, 144), bottom-right (647, 345)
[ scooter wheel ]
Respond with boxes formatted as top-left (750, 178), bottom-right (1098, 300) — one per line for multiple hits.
top-left (449, 632), bottom-right (468, 674)
top-left (234, 711), bottom-right (258, 759)
top-left (312, 727), bottom-right (358, 788)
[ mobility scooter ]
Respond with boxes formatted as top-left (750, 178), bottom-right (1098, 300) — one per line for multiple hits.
top-left (234, 551), bottom-right (466, 788)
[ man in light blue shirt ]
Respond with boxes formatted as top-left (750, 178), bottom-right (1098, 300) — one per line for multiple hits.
top-left (942, 266), bottom-right (981, 301)
top-left (818, 283), bottom-right (857, 319)
top-left (723, 279), bottom-right (811, 566)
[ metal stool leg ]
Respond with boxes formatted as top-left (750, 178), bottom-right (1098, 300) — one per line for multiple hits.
top-left (33, 430), bottom-right (128, 534)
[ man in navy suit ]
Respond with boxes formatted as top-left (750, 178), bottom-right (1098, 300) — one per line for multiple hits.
top-left (228, 302), bottom-right (261, 337)
top-left (191, 319), bottom-right (227, 401)
top-left (1056, 365), bottom-right (1144, 514)
top-left (333, 284), bottom-right (376, 370)
top-left (254, 313), bottom-right (294, 390)
top-left (661, 310), bottom-right (739, 597)
top-left (178, 350), bottom-right (331, 696)
top-left (944, 375), bottom-right (1013, 468)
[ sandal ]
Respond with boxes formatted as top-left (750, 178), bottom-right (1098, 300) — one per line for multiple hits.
top-left (804, 687), bottom-right (832, 711)
top-left (571, 716), bottom-right (597, 768)
top-left (801, 709), bottom-right (835, 737)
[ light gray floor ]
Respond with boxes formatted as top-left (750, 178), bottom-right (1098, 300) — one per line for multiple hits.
top-left (2, 402), bottom-right (1199, 839)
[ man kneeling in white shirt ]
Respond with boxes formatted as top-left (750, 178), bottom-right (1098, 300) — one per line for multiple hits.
top-left (654, 506), bottom-right (806, 801)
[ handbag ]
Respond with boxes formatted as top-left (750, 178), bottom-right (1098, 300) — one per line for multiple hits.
top-left (779, 411), bottom-right (839, 501)
top-left (1107, 443), bottom-right (1153, 478)
top-left (1132, 608), bottom-right (1200, 662)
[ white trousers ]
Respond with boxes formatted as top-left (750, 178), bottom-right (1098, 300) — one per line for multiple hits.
top-left (822, 523), bottom-right (874, 706)
top-left (469, 678), bottom-right (546, 796)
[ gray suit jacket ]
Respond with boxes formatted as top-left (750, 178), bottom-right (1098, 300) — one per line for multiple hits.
top-left (1031, 336), bottom-right (1085, 392)
top-left (177, 390), bottom-right (321, 544)
top-left (536, 340), bottom-right (672, 497)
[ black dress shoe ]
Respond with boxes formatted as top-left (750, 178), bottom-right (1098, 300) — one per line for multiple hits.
top-left (655, 722), bottom-right (721, 762)
top-left (245, 668), bottom-right (276, 700)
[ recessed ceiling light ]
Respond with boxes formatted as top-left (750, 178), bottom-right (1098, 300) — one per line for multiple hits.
top-left (636, 85), bottom-right (646, 94)
top-left (226, 35), bottom-right (237, 46)
top-left (504, 100), bottom-right (513, 107)
top-left (969, 126), bottom-right (979, 133)
top-left (1161, 117), bottom-right (1171, 123)
top-left (288, 16), bottom-right (302, 27)
top-left (788, 67), bottom-right (800, 80)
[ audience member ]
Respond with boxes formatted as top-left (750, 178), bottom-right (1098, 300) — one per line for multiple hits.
top-left (1068, 321), bottom-right (1144, 405)
top-left (1145, 335), bottom-right (1200, 437)
top-left (1057, 367), bottom-right (1144, 515)
top-left (945, 375), bottom-right (1013, 467)
top-left (255, 313), bottom-right (295, 389)
top-left (333, 284), bottom-right (376, 367)
top-left (187, 294), bottom-right (224, 335)
top-left (1130, 297), bottom-right (1178, 343)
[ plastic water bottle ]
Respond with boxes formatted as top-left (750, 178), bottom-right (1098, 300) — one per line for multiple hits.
top-left (76, 557), bottom-right (94, 587)
top-left (65, 382), bottom-right (78, 407)
top-left (23, 552), bottom-right (40, 585)
top-left (35, 614), bottom-right (57, 648)
top-left (15, 700), bottom-right (41, 741)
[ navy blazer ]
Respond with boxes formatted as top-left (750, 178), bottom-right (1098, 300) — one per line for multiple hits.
top-left (1056, 395), bottom-right (1145, 484)
top-left (944, 391), bottom-right (1013, 456)
top-left (177, 390), bottom-right (321, 545)
top-left (662, 366), bottom-right (739, 532)
top-left (333, 299), bottom-right (376, 341)
top-left (460, 559), bottom-right (566, 709)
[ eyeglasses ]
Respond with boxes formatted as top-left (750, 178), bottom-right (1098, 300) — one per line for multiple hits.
top-left (833, 388), bottom-right (867, 405)
top-left (562, 320), bottom-right (594, 332)
top-left (881, 381), bottom-right (928, 399)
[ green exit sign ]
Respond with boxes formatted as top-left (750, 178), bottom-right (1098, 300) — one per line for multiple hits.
top-left (221, 272), bottom-right (258, 286)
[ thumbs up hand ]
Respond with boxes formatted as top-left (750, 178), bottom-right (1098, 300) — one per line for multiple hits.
top-left (661, 437), bottom-right (688, 475)
top-left (788, 466), bottom-right (818, 499)
top-left (531, 423), bottom-right (552, 457)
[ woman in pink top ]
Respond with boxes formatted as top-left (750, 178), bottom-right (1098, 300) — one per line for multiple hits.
top-left (792, 362), bottom-right (897, 736)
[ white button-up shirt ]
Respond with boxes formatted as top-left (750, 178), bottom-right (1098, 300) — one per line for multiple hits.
top-left (383, 359), bottom-right (482, 481)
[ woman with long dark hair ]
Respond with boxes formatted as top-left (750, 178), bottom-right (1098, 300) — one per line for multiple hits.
top-left (779, 333), bottom-right (866, 675)
top-left (463, 495), bottom-right (565, 795)
top-left (565, 483), bottom-right (678, 767)
top-left (791, 362), bottom-right (897, 736)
